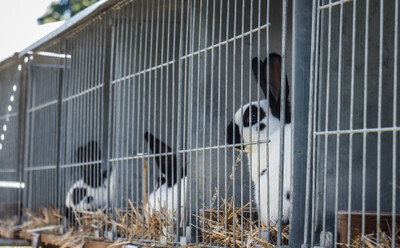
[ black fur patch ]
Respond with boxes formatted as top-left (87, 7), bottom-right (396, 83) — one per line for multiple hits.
top-left (226, 121), bottom-right (241, 146)
top-left (77, 140), bottom-right (104, 188)
top-left (65, 206), bottom-right (83, 227)
top-left (243, 105), bottom-right (266, 127)
top-left (260, 169), bottom-right (267, 176)
top-left (72, 188), bottom-right (87, 205)
top-left (86, 196), bottom-right (94, 204)
top-left (286, 191), bottom-right (290, 200)
top-left (258, 123), bottom-right (266, 131)
top-left (155, 176), bottom-right (166, 189)
top-left (251, 53), bottom-right (291, 124)
top-left (144, 132), bottom-right (186, 188)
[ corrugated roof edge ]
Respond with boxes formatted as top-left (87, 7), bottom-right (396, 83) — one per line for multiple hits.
top-left (0, 53), bottom-right (20, 69)
top-left (17, 0), bottom-right (121, 58)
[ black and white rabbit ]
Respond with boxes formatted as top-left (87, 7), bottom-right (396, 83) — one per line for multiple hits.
top-left (226, 53), bottom-right (291, 225)
top-left (144, 132), bottom-right (186, 215)
top-left (65, 141), bottom-right (114, 216)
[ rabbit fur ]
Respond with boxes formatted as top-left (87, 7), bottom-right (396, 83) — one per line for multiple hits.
top-left (226, 53), bottom-right (291, 225)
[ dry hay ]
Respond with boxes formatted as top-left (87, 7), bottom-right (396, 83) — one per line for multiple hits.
top-left (20, 205), bottom-right (63, 232)
top-left (0, 219), bottom-right (16, 227)
top-left (193, 197), bottom-right (289, 248)
top-left (7, 199), bottom-right (291, 247)
top-left (11, 203), bottom-right (178, 247)
top-left (338, 223), bottom-right (400, 248)
top-left (74, 200), bottom-right (179, 242)
top-left (18, 204), bottom-right (400, 248)
top-left (6, 157), bottom-right (293, 247)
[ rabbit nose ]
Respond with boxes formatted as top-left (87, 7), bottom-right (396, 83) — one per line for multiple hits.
top-left (227, 120), bottom-right (241, 146)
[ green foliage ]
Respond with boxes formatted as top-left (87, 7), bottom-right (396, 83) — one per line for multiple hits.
top-left (37, 0), bottom-right (100, 25)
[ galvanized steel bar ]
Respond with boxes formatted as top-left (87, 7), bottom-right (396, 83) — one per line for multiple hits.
top-left (376, 0), bottom-right (384, 243)
top-left (171, 0), bottom-right (178, 240)
top-left (322, 1), bottom-right (333, 241)
top-left (232, 0), bottom-right (237, 245)
top-left (124, 2), bottom-right (133, 238)
top-left (16, 57), bottom-right (28, 224)
top-left (56, 48), bottom-right (65, 224)
top-left (311, 0), bottom-right (322, 245)
top-left (248, 0), bottom-right (255, 238)
top-left (289, 0), bottom-right (313, 246)
top-left (209, 0), bottom-right (216, 242)
top-left (188, 0), bottom-right (196, 240)
top-left (265, 0), bottom-right (271, 240)
top-left (362, 1), bottom-right (370, 246)
top-left (177, 0), bottom-right (187, 239)
top-left (216, 0), bottom-right (223, 238)
top-left (194, 0), bottom-right (201, 241)
top-left (146, 0), bottom-right (155, 237)
top-left (102, 13), bottom-right (114, 236)
top-left (392, 1), bottom-right (398, 247)
top-left (131, 1), bottom-right (140, 239)
top-left (335, 2), bottom-right (344, 247)
top-left (303, 0), bottom-right (318, 245)
top-left (240, 0), bottom-right (245, 243)
top-left (113, 5), bottom-right (123, 235)
top-left (277, 0), bottom-right (288, 244)
top-left (346, 0), bottom-right (357, 247)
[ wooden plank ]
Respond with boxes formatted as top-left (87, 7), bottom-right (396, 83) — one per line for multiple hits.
top-left (337, 211), bottom-right (400, 247)
top-left (18, 229), bottom-right (33, 241)
top-left (0, 226), bottom-right (19, 239)
top-left (40, 233), bottom-right (114, 248)
top-left (85, 240), bottom-right (116, 248)
top-left (0, 226), bottom-right (118, 248)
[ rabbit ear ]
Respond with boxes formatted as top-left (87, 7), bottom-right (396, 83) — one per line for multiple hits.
top-left (80, 140), bottom-right (103, 188)
top-left (76, 145), bottom-right (85, 163)
top-left (267, 53), bottom-right (291, 123)
top-left (144, 132), bottom-right (178, 187)
top-left (268, 53), bottom-right (283, 102)
top-left (251, 57), bottom-right (268, 97)
top-left (87, 140), bottom-right (101, 161)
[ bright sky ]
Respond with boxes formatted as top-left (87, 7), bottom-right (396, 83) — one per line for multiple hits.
top-left (0, 0), bottom-right (65, 62)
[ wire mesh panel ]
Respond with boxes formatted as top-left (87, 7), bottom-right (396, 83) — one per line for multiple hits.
top-left (23, 51), bottom-right (63, 215)
top-left (60, 13), bottom-right (109, 230)
top-left (106, 0), bottom-right (294, 246)
top-left (1, 0), bottom-right (300, 246)
top-left (108, 0), bottom-right (184, 240)
top-left (0, 59), bottom-right (22, 222)
top-left (305, 0), bottom-right (399, 247)
top-left (184, 1), bottom-right (293, 246)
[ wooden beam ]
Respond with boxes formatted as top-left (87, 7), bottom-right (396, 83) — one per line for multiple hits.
top-left (0, 226), bottom-right (117, 248)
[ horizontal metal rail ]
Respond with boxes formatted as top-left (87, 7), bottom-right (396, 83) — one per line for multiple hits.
top-left (180, 23), bottom-right (270, 60)
top-left (319, 0), bottom-right (353, 10)
top-left (27, 100), bottom-right (58, 113)
top-left (62, 83), bottom-right (103, 102)
top-left (0, 169), bottom-right (17, 173)
top-left (0, 112), bottom-right (18, 121)
top-left (314, 126), bottom-right (400, 136)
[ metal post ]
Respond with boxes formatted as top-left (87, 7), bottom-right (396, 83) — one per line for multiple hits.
top-left (177, 0), bottom-right (187, 243)
top-left (289, 0), bottom-right (312, 247)
top-left (16, 57), bottom-right (29, 225)
top-left (56, 42), bottom-right (66, 229)
top-left (103, 13), bottom-right (115, 237)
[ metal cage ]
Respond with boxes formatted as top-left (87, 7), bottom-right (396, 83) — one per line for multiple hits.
top-left (0, 0), bottom-right (398, 247)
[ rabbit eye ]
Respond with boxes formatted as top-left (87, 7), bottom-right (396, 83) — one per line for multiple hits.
top-left (86, 196), bottom-right (94, 204)
top-left (243, 105), bottom-right (266, 127)
top-left (72, 188), bottom-right (87, 205)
